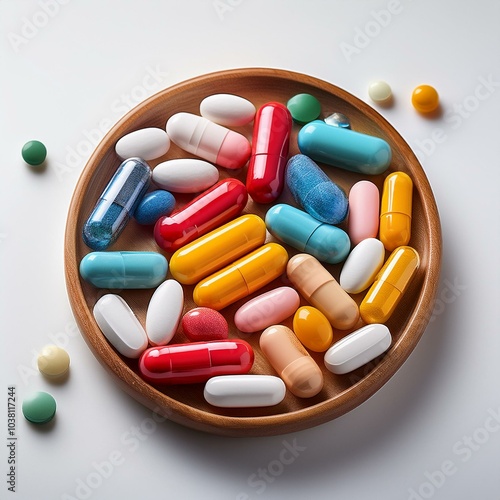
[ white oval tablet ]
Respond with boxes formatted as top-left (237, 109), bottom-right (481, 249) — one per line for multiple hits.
top-left (152, 159), bottom-right (220, 193)
top-left (145, 280), bottom-right (184, 346)
top-left (200, 94), bottom-right (256, 127)
top-left (204, 375), bottom-right (286, 408)
top-left (93, 294), bottom-right (148, 358)
top-left (115, 127), bottom-right (170, 160)
top-left (339, 238), bottom-right (385, 294)
top-left (324, 324), bottom-right (391, 374)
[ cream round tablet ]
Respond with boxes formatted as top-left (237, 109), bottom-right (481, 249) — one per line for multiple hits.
top-left (368, 81), bottom-right (392, 104)
top-left (37, 345), bottom-right (70, 377)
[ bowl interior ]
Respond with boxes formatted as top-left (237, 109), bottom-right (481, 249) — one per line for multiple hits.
top-left (65, 68), bottom-right (441, 436)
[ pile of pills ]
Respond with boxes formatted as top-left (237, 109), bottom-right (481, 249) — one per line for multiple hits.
top-left (78, 90), bottom-right (420, 408)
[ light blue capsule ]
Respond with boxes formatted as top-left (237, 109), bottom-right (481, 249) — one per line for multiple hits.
top-left (297, 120), bottom-right (391, 175)
top-left (80, 251), bottom-right (168, 289)
top-left (265, 204), bottom-right (350, 264)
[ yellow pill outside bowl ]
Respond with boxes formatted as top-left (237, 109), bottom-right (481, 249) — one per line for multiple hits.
top-left (37, 345), bottom-right (70, 378)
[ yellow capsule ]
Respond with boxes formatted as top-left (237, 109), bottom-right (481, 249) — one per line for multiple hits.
top-left (193, 243), bottom-right (288, 310)
top-left (379, 171), bottom-right (413, 251)
top-left (169, 214), bottom-right (266, 285)
top-left (360, 246), bottom-right (420, 324)
top-left (293, 306), bottom-right (333, 352)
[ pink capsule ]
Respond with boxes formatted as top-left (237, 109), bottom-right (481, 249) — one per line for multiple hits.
top-left (347, 180), bottom-right (380, 245)
top-left (234, 286), bottom-right (300, 333)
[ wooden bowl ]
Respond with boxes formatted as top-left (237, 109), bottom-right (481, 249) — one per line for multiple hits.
top-left (65, 68), bottom-right (441, 437)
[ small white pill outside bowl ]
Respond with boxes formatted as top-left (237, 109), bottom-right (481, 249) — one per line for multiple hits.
top-left (204, 375), bottom-right (286, 408)
top-left (115, 127), bottom-right (170, 160)
top-left (93, 294), bottom-right (148, 359)
top-left (324, 324), bottom-right (392, 374)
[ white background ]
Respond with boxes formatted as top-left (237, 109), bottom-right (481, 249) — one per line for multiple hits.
top-left (1, 1), bottom-right (499, 499)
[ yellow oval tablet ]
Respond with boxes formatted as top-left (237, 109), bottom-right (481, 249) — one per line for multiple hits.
top-left (293, 306), bottom-right (333, 352)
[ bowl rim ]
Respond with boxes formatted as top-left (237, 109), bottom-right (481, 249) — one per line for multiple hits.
top-left (64, 67), bottom-right (442, 436)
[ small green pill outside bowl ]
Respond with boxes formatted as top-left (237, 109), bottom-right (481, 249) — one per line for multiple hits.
top-left (22, 392), bottom-right (56, 424)
top-left (22, 140), bottom-right (47, 166)
top-left (287, 93), bottom-right (321, 124)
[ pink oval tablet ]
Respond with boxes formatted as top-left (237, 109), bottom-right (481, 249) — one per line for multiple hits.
top-left (182, 308), bottom-right (229, 342)
top-left (348, 180), bottom-right (380, 245)
top-left (234, 287), bottom-right (300, 333)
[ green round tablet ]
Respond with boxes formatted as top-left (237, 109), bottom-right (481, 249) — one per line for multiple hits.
top-left (286, 93), bottom-right (321, 124)
top-left (22, 140), bottom-right (47, 166)
top-left (22, 392), bottom-right (56, 424)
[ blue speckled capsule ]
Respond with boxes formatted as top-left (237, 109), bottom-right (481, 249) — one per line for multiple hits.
top-left (134, 190), bottom-right (175, 225)
top-left (266, 204), bottom-right (350, 264)
top-left (286, 154), bottom-right (348, 225)
top-left (83, 158), bottom-right (151, 250)
top-left (298, 120), bottom-right (391, 175)
top-left (80, 251), bottom-right (168, 288)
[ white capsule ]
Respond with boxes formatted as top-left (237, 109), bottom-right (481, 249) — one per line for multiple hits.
top-left (93, 294), bottom-right (148, 358)
top-left (145, 280), bottom-right (184, 346)
top-left (200, 94), bottom-right (256, 127)
top-left (152, 159), bottom-right (220, 193)
top-left (324, 324), bottom-right (391, 374)
top-left (115, 127), bottom-right (170, 160)
top-left (204, 375), bottom-right (286, 408)
top-left (339, 238), bottom-right (385, 294)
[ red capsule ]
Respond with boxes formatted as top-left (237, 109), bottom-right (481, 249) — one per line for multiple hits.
top-left (154, 178), bottom-right (248, 252)
top-left (246, 102), bottom-right (292, 204)
top-left (138, 340), bottom-right (254, 384)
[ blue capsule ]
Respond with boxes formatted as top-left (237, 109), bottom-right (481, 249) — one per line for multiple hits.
top-left (134, 190), bottom-right (176, 225)
top-left (265, 204), bottom-right (350, 264)
top-left (80, 251), bottom-right (168, 289)
top-left (286, 154), bottom-right (348, 225)
top-left (297, 120), bottom-right (391, 175)
top-left (83, 158), bottom-right (151, 250)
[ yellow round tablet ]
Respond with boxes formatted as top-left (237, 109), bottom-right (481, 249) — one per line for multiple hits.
top-left (412, 84), bottom-right (439, 113)
top-left (37, 345), bottom-right (70, 377)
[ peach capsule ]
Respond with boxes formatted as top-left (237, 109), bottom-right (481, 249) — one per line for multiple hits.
top-left (286, 254), bottom-right (359, 330)
top-left (260, 325), bottom-right (323, 398)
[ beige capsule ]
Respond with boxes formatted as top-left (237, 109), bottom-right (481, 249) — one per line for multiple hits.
top-left (260, 325), bottom-right (323, 398)
top-left (287, 254), bottom-right (360, 330)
